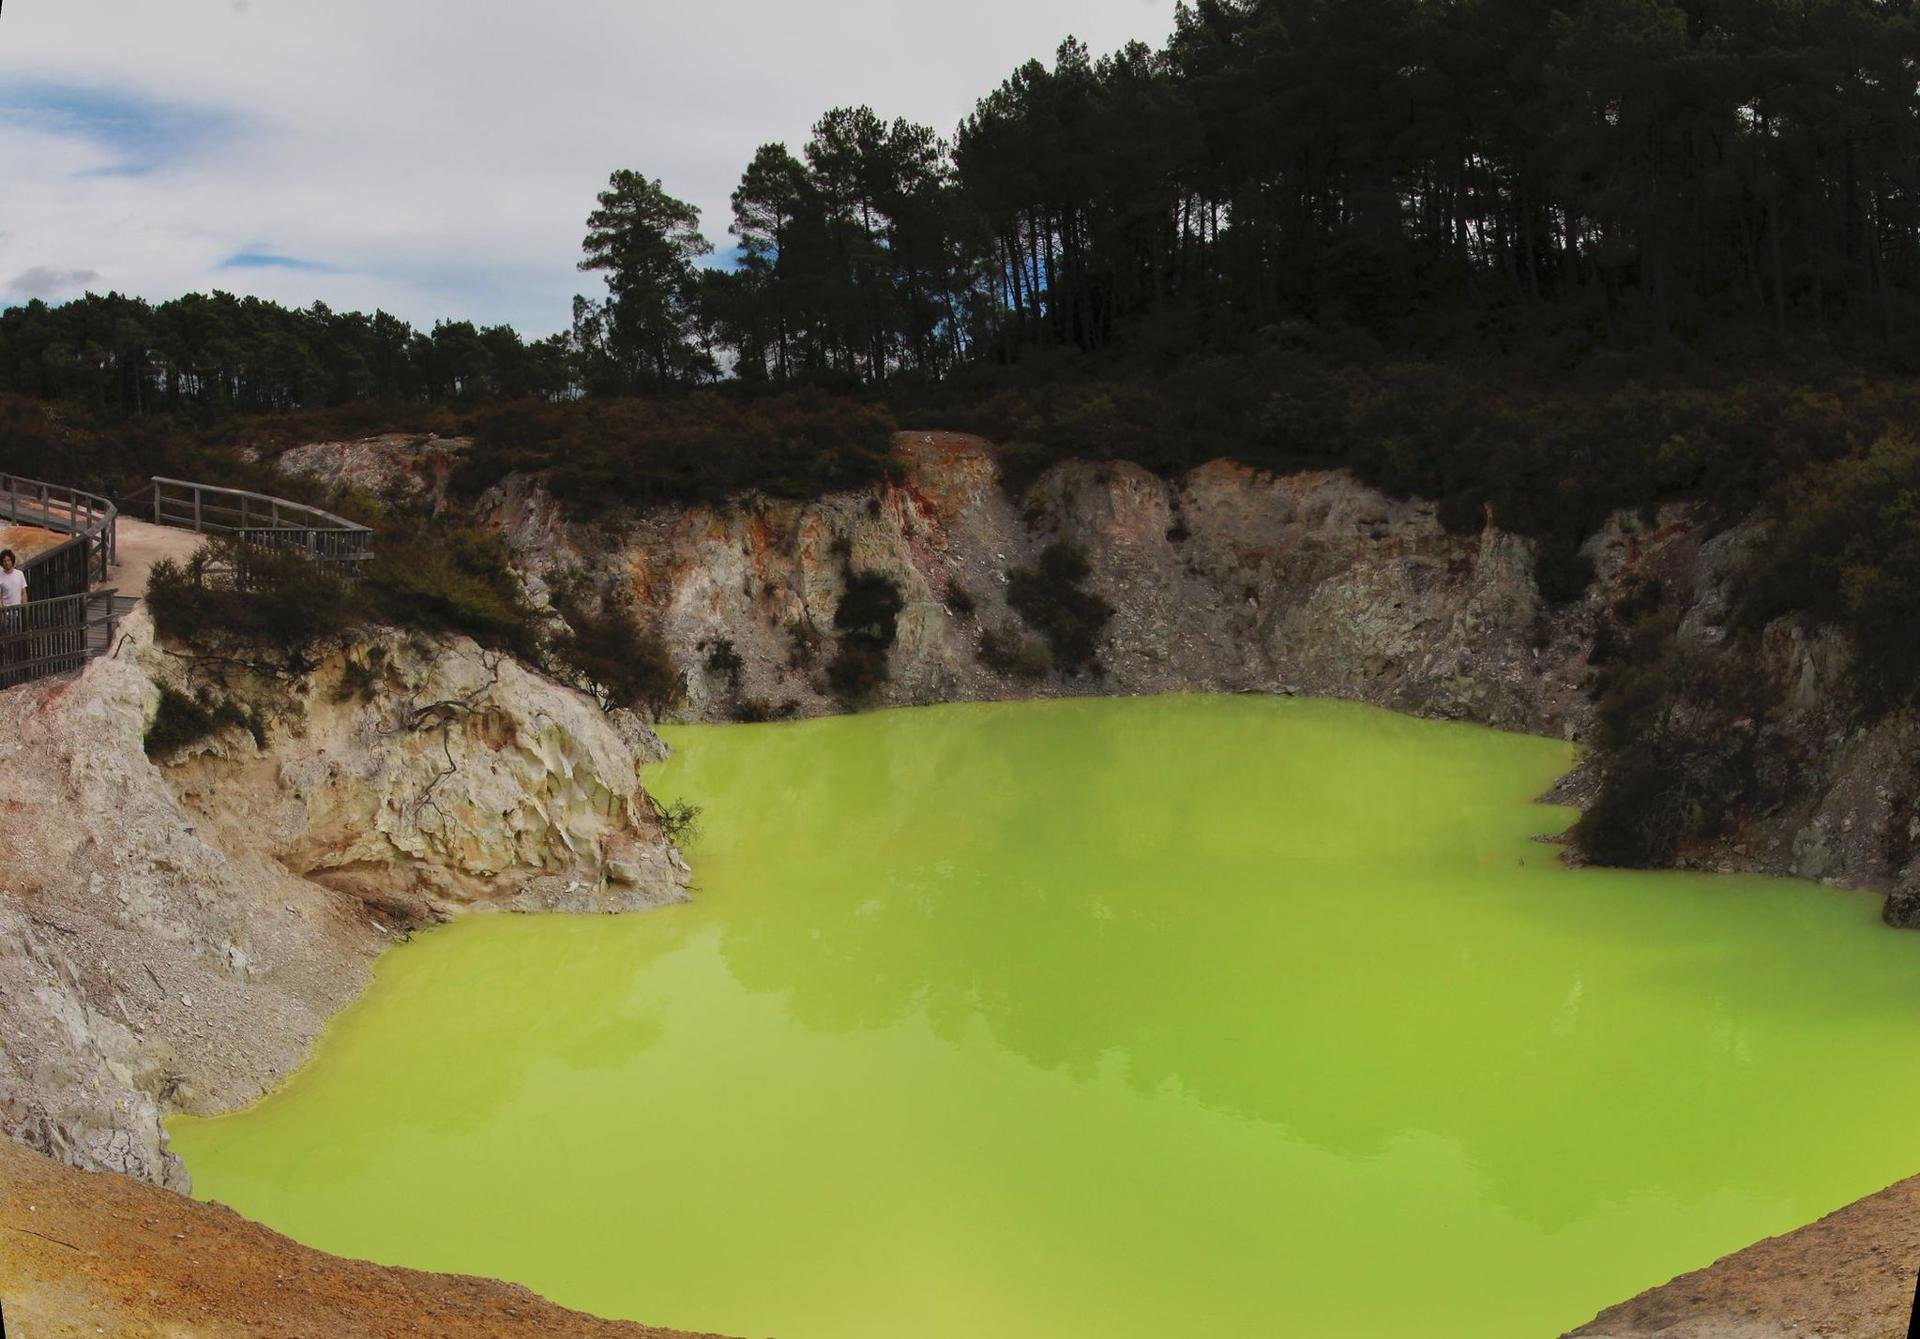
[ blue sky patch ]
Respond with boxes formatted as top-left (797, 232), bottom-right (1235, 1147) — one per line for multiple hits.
top-left (0, 79), bottom-right (236, 174)
top-left (218, 251), bottom-right (338, 274)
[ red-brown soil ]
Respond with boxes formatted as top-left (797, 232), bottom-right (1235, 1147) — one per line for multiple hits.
top-left (0, 1141), bottom-right (729, 1338)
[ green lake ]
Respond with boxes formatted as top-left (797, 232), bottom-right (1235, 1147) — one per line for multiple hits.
top-left (168, 695), bottom-right (1920, 1337)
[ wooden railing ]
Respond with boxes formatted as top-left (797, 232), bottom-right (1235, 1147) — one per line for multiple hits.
top-left (0, 591), bottom-right (120, 689)
top-left (129, 478), bottom-right (373, 567)
top-left (0, 474), bottom-right (121, 687)
top-left (0, 471), bottom-right (373, 691)
top-left (0, 473), bottom-right (117, 599)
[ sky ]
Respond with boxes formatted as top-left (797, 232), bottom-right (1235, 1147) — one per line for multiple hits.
top-left (0, 0), bottom-right (1177, 336)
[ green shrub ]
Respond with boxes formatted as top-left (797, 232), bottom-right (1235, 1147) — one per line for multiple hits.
top-left (1006, 542), bottom-right (1113, 675)
top-left (703, 638), bottom-right (744, 687)
top-left (833, 572), bottom-right (905, 645)
top-left (548, 583), bottom-right (683, 716)
top-left (825, 571), bottom-right (905, 705)
top-left (144, 686), bottom-right (260, 756)
top-left (149, 521), bottom-right (546, 675)
top-left (650, 795), bottom-right (702, 843)
top-left (730, 696), bottom-right (798, 723)
top-left (452, 390), bottom-right (898, 513)
top-left (1570, 615), bottom-right (1780, 867)
top-left (145, 687), bottom-right (218, 756)
top-left (146, 544), bottom-right (359, 675)
top-left (786, 619), bottom-right (823, 669)
top-left (977, 620), bottom-right (1054, 680)
top-left (362, 526), bottom-right (542, 659)
top-left (1739, 436), bottom-right (1920, 709)
top-left (1533, 538), bottom-right (1597, 607)
top-left (826, 638), bottom-right (890, 703)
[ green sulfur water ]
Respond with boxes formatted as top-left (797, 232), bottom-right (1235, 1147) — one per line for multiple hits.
top-left (169, 696), bottom-right (1920, 1338)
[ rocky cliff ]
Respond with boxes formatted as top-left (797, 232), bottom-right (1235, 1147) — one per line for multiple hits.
top-left (277, 428), bottom-right (1920, 917)
top-left (482, 433), bottom-right (1591, 733)
top-left (0, 608), bottom-right (686, 1192)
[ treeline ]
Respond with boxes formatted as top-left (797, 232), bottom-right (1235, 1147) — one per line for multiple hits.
top-left (12, 0), bottom-right (1920, 419)
top-left (603, 0), bottom-right (1920, 387)
top-left (0, 291), bottom-right (573, 417)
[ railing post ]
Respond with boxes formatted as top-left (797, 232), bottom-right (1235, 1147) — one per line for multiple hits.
top-left (152, 483), bottom-right (161, 526)
top-left (193, 487), bottom-right (202, 532)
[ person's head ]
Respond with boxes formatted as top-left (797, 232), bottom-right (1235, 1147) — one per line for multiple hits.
top-left (1, 551), bottom-right (15, 572)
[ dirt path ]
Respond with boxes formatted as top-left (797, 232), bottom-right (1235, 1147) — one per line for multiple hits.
top-left (1566, 1174), bottom-right (1920, 1338)
top-left (0, 1142), bottom-right (728, 1338)
top-left (109, 516), bottom-right (205, 599)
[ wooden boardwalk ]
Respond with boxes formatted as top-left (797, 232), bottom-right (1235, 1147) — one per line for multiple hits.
top-left (0, 474), bottom-right (372, 688)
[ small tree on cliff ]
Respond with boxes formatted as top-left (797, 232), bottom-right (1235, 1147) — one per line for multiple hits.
top-left (577, 170), bottom-right (715, 391)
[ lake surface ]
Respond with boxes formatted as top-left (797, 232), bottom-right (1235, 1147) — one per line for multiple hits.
top-left (170, 695), bottom-right (1920, 1337)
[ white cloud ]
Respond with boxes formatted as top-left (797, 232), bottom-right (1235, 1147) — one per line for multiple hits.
top-left (0, 0), bottom-right (1176, 334)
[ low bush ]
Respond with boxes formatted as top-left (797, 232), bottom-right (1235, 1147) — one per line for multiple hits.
top-left (650, 796), bottom-right (702, 843)
top-left (144, 685), bottom-right (261, 756)
top-left (148, 521), bottom-right (546, 675)
top-left (1569, 614), bottom-right (1780, 867)
top-left (825, 571), bottom-right (906, 705)
top-left (1739, 435), bottom-right (1920, 709)
top-left (833, 571), bottom-right (905, 646)
top-left (548, 581), bottom-right (683, 717)
top-left (145, 686), bottom-right (217, 756)
top-left (977, 620), bottom-right (1054, 680)
top-left (450, 389), bottom-right (899, 514)
top-left (146, 544), bottom-right (359, 675)
top-left (826, 638), bottom-right (890, 703)
top-left (703, 638), bottom-right (744, 688)
top-left (362, 526), bottom-right (543, 659)
top-left (1006, 542), bottom-right (1113, 675)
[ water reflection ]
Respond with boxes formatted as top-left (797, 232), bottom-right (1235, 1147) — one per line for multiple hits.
top-left (171, 696), bottom-right (1920, 1339)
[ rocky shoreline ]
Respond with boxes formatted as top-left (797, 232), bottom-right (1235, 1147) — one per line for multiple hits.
top-left (0, 608), bottom-right (687, 1194)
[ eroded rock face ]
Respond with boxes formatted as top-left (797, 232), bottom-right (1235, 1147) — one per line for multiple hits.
top-left (165, 634), bottom-right (686, 919)
top-left (285, 429), bottom-right (1920, 910)
top-left (0, 610), bottom-right (685, 1191)
top-left (480, 434), bottom-right (1597, 736)
top-left (461, 431), bottom-right (1920, 911)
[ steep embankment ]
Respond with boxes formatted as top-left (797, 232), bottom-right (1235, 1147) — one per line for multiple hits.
top-left (285, 428), bottom-right (1920, 910)
top-left (0, 1138), bottom-right (723, 1339)
top-left (0, 609), bottom-right (686, 1195)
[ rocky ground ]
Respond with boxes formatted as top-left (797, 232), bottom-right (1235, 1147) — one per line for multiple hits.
top-left (0, 1138), bottom-right (720, 1338)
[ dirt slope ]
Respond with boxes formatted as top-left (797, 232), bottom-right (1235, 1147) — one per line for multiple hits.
top-left (1566, 1173), bottom-right (1920, 1338)
top-left (0, 1140), bottom-right (726, 1338)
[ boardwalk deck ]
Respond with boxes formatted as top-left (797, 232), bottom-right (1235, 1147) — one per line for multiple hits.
top-left (0, 475), bottom-right (370, 688)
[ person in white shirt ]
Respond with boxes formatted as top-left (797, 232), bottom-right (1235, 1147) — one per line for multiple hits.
top-left (0, 550), bottom-right (26, 632)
